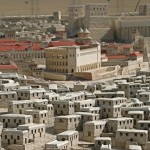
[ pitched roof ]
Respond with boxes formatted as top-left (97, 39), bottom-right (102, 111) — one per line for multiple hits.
top-left (0, 64), bottom-right (18, 70)
top-left (130, 51), bottom-right (143, 57)
top-left (49, 40), bottom-right (77, 47)
top-left (0, 39), bottom-right (43, 51)
top-left (108, 55), bottom-right (127, 59)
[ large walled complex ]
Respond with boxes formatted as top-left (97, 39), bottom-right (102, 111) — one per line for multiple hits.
top-left (0, 0), bottom-right (150, 16)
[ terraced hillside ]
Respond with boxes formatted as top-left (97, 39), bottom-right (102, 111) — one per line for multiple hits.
top-left (0, 0), bottom-right (150, 16)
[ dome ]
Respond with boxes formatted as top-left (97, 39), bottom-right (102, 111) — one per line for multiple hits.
top-left (78, 28), bottom-right (83, 33)
top-left (84, 28), bottom-right (90, 34)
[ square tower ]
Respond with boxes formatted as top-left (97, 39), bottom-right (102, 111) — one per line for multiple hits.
top-left (85, 3), bottom-right (108, 17)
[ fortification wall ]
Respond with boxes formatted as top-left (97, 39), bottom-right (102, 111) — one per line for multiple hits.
top-left (0, 0), bottom-right (150, 16)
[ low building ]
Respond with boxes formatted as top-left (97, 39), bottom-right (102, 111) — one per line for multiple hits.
top-left (45, 140), bottom-right (69, 150)
top-left (0, 53), bottom-right (18, 73)
top-left (0, 73), bottom-right (27, 86)
top-left (81, 107), bottom-right (101, 115)
top-left (57, 130), bottom-right (79, 149)
top-left (127, 111), bottom-right (144, 128)
top-left (137, 120), bottom-right (150, 140)
top-left (94, 137), bottom-right (111, 150)
top-left (15, 86), bottom-right (46, 100)
top-left (116, 129), bottom-right (148, 150)
top-left (96, 97), bottom-right (126, 119)
top-left (8, 99), bottom-right (48, 114)
top-left (76, 112), bottom-right (99, 123)
top-left (25, 110), bottom-right (48, 124)
top-left (0, 91), bottom-right (17, 108)
top-left (2, 129), bottom-right (29, 147)
top-left (0, 114), bottom-right (33, 128)
top-left (52, 101), bottom-right (74, 116)
top-left (121, 107), bottom-right (150, 120)
top-left (106, 117), bottom-right (133, 133)
top-left (0, 79), bottom-right (19, 91)
top-left (54, 115), bottom-right (82, 133)
top-left (59, 92), bottom-right (85, 102)
top-left (94, 91), bottom-right (125, 98)
top-left (35, 103), bottom-right (54, 118)
top-left (17, 123), bottom-right (45, 142)
top-left (74, 99), bottom-right (96, 112)
top-left (42, 92), bottom-right (60, 103)
top-left (83, 120), bottom-right (107, 142)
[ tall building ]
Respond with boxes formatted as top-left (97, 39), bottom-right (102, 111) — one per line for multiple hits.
top-left (45, 42), bottom-right (101, 74)
top-left (138, 3), bottom-right (150, 16)
top-left (68, 3), bottom-right (113, 41)
top-left (84, 3), bottom-right (108, 28)
top-left (68, 5), bottom-right (85, 35)
top-left (115, 17), bottom-right (150, 42)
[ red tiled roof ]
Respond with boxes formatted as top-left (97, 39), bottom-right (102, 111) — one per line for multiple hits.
top-left (108, 55), bottom-right (127, 59)
top-left (103, 43), bottom-right (133, 49)
top-left (130, 51), bottom-right (143, 57)
top-left (49, 40), bottom-right (77, 47)
top-left (120, 44), bottom-right (133, 49)
top-left (0, 39), bottom-right (17, 43)
top-left (104, 44), bottom-right (118, 48)
top-left (0, 39), bottom-right (43, 51)
top-left (0, 62), bottom-right (18, 70)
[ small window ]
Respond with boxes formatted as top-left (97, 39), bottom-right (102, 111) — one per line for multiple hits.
top-left (59, 119), bottom-right (63, 122)
top-left (88, 132), bottom-right (91, 136)
top-left (17, 136), bottom-right (20, 140)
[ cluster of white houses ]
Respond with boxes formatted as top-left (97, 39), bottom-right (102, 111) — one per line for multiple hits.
top-left (1, 71), bottom-right (150, 149)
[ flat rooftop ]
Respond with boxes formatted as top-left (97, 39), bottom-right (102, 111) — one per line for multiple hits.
top-left (128, 111), bottom-right (144, 114)
top-left (85, 120), bottom-right (107, 125)
top-left (95, 137), bottom-right (111, 140)
top-left (0, 114), bottom-right (32, 117)
top-left (10, 99), bottom-right (48, 104)
top-left (108, 117), bottom-right (133, 121)
top-left (18, 123), bottom-right (45, 129)
top-left (46, 140), bottom-right (69, 147)
top-left (117, 129), bottom-right (148, 133)
top-left (57, 130), bottom-right (78, 136)
top-left (55, 114), bottom-right (81, 119)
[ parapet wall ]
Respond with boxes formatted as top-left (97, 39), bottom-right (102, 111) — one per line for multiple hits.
top-left (44, 72), bottom-right (67, 81)
top-left (73, 66), bottom-right (119, 80)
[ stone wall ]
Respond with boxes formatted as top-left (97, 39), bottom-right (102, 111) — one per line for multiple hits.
top-left (44, 72), bottom-right (67, 81)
